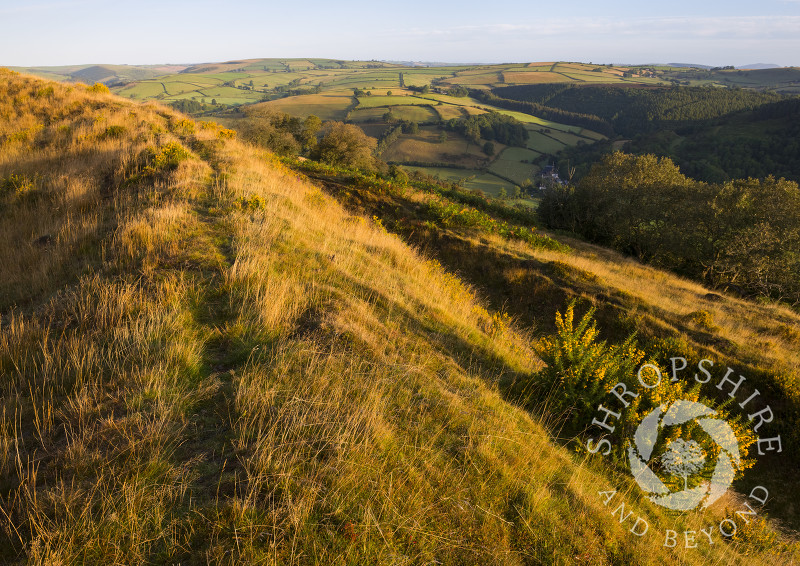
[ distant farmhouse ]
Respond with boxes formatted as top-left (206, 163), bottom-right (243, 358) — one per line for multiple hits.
top-left (538, 164), bottom-right (565, 190)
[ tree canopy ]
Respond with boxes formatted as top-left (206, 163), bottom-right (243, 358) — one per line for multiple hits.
top-left (445, 112), bottom-right (528, 147)
top-left (239, 107), bottom-right (321, 156)
top-left (539, 152), bottom-right (800, 304)
top-left (312, 122), bottom-right (378, 171)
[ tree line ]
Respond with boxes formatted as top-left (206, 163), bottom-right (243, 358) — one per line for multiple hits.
top-left (538, 152), bottom-right (800, 305)
top-left (475, 90), bottom-right (614, 137)
top-left (443, 112), bottom-right (528, 147)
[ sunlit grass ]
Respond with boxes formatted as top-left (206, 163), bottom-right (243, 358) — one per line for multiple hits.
top-left (0, 68), bottom-right (796, 564)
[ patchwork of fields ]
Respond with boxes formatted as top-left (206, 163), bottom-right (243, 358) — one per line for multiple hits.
top-left (109, 59), bottom-right (666, 108)
top-left (88, 58), bottom-right (696, 195)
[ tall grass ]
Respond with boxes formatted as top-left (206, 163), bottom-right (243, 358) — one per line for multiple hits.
top-left (0, 68), bottom-right (796, 564)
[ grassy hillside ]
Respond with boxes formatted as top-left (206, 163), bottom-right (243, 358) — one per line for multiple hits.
top-left (0, 69), bottom-right (798, 564)
top-left (291, 156), bottom-right (800, 530)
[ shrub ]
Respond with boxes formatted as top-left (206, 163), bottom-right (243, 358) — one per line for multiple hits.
top-left (531, 301), bottom-right (645, 431)
top-left (237, 193), bottom-right (266, 211)
top-left (172, 119), bottom-right (195, 135)
top-left (1, 174), bottom-right (36, 196)
top-left (528, 301), bottom-right (756, 475)
top-left (142, 142), bottom-right (192, 173)
top-left (87, 83), bottom-right (110, 94)
top-left (4, 124), bottom-right (43, 145)
top-left (684, 310), bottom-right (719, 331)
top-left (101, 125), bottom-right (127, 140)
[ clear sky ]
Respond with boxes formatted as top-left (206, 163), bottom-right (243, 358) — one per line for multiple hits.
top-left (1, 0), bottom-right (799, 67)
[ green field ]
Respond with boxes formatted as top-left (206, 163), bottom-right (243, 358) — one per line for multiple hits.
top-left (432, 104), bottom-right (466, 120)
top-left (350, 104), bottom-right (438, 123)
top-left (402, 165), bottom-right (517, 198)
top-left (116, 81), bottom-right (166, 98)
top-left (258, 93), bottom-right (353, 120)
top-left (387, 105), bottom-right (439, 122)
top-left (577, 128), bottom-right (607, 141)
top-left (348, 107), bottom-right (390, 122)
top-left (382, 127), bottom-right (494, 168)
top-left (489, 161), bottom-right (540, 185)
top-left (399, 71), bottom-right (448, 87)
top-left (462, 106), bottom-right (488, 116)
top-left (402, 165), bottom-right (483, 183)
top-left (495, 109), bottom-right (582, 131)
top-left (462, 172), bottom-right (518, 196)
top-left (544, 130), bottom-right (593, 145)
top-left (355, 95), bottom-right (433, 108)
top-left (488, 147), bottom-right (542, 185)
top-left (447, 72), bottom-right (502, 86)
top-left (525, 130), bottom-right (567, 154)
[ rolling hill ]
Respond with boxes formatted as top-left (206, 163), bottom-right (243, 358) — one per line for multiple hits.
top-left (7, 63), bottom-right (187, 85)
top-left (0, 68), bottom-right (798, 564)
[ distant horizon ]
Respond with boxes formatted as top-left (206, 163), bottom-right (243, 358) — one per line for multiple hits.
top-left (2, 0), bottom-right (799, 69)
top-left (4, 58), bottom-right (793, 70)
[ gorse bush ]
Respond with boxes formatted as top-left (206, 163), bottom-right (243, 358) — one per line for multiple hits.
top-left (1, 174), bottom-right (36, 197)
top-left (146, 141), bottom-right (191, 171)
top-left (3, 124), bottom-right (44, 146)
top-left (531, 301), bottom-right (645, 433)
top-left (237, 193), bottom-right (267, 211)
top-left (87, 83), bottom-right (110, 94)
top-left (529, 301), bottom-right (757, 479)
top-left (119, 141), bottom-right (193, 189)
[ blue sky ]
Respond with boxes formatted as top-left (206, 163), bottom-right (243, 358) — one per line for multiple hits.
top-left (1, 0), bottom-right (799, 67)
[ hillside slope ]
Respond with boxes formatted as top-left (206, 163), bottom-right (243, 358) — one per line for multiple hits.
top-left (0, 70), bottom-right (796, 564)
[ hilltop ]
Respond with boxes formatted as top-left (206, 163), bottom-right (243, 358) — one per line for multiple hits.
top-left (0, 69), bottom-right (798, 564)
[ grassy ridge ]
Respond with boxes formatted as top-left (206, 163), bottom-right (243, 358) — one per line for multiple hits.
top-left (0, 69), bottom-right (797, 564)
top-left (287, 156), bottom-right (800, 531)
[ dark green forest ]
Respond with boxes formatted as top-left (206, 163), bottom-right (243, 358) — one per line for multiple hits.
top-left (556, 96), bottom-right (800, 183)
top-left (493, 84), bottom-right (781, 136)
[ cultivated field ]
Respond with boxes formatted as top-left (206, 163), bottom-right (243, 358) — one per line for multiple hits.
top-left (16, 57), bottom-right (769, 196)
top-left (254, 93), bottom-right (354, 120)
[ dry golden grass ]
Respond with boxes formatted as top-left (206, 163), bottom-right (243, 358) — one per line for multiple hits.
top-left (0, 68), bottom-right (796, 564)
top-left (492, 233), bottom-right (800, 405)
